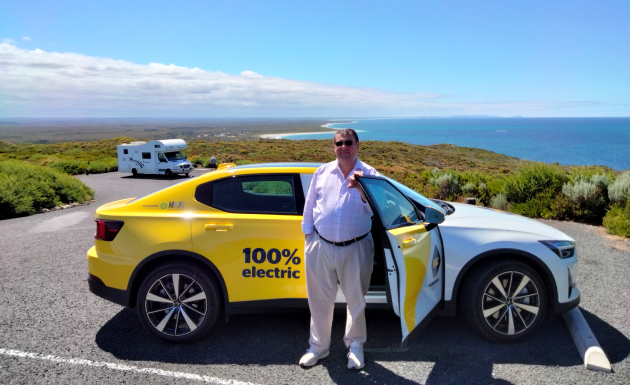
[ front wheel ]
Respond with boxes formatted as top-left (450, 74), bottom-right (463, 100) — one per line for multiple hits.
top-left (136, 263), bottom-right (221, 342)
top-left (165, 169), bottom-right (172, 177)
top-left (461, 259), bottom-right (547, 342)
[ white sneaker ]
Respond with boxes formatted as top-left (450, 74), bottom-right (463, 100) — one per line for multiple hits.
top-left (299, 350), bottom-right (329, 367)
top-left (347, 341), bottom-right (364, 369)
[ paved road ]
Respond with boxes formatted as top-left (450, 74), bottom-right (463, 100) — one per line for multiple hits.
top-left (0, 170), bottom-right (628, 384)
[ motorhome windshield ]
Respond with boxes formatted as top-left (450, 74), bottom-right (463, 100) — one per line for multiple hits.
top-left (165, 152), bottom-right (185, 161)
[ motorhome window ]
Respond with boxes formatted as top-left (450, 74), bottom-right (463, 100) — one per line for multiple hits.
top-left (154, 145), bottom-right (160, 148)
top-left (142, 152), bottom-right (151, 159)
top-left (204, 175), bottom-right (297, 214)
top-left (123, 149), bottom-right (128, 155)
top-left (158, 153), bottom-right (168, 163)
top-left (165, 152), bottom-right (185, 161)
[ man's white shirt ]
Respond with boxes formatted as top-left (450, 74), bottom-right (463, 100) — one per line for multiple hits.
top-left (302, 159), bottom-right (380, 242)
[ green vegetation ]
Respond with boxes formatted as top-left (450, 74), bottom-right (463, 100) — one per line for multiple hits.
top-left (243, 181), bottom-right (293, 195)
top-left (0, 160), bottom-right (94, 219)
top-left (603, 203), bottom-right (630, 238)
top-left (0, 138), bottom-right (122, 175)
top-left (1, 135), bottom-right (629, 239)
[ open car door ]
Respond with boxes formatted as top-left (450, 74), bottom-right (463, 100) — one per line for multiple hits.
top-left (358, 176), bottom-right (444, 347)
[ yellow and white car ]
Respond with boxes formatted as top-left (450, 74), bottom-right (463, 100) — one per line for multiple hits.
top-left (87, 163), bottom-right (580, 344)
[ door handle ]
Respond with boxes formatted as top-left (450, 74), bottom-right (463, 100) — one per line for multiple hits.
top-left (205, 224), bottom-right (234, 231)
top-left (402, 238), bottom-right (416, 248)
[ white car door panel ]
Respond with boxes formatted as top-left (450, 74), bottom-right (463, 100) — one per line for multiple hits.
top-left (358, 176), bottom-right (444, 346)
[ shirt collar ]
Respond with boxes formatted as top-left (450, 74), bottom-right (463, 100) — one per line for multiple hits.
top-left (332, 158), bottom-right (362, 174)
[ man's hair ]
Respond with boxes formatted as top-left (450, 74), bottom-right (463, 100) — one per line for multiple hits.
top-left (335, 129), bottom-right (359, 143)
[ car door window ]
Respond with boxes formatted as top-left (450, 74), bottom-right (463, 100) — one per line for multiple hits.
top-left (360, 178), bottom-right (419, 228)
top-left (198, 175), bottom-right (298, 214)
top-left (158, 153), bottom-right (168, 163)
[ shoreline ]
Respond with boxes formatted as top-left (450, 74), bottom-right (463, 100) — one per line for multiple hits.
top-left (321, 121), bottom-right (357, 128)
top-left (260, 129), bottom-right (364, 139)
top-left (260, 121), bottom-right (360, 139)
top-left (259, 131), bottom-right (336, 139)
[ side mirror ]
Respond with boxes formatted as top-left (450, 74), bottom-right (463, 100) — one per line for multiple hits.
top-left (424, 206), bottom-right (445, 225)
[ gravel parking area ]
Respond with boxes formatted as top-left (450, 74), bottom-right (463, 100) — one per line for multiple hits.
top-left (0, 170), bottom-right (628, 384)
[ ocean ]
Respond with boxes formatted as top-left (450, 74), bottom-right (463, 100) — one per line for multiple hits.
top-left (281, 118), bottom-right (630, 171)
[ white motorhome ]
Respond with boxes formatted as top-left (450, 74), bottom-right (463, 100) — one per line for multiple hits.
top-left (117, 139), bottom-right (193, 177)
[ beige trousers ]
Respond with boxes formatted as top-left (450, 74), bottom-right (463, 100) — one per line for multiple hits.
top-left (304, 231), bottom-right (374, 354)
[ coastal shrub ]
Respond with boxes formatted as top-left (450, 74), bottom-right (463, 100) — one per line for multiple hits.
top-left (200, 157), bottom-right (213, 168)
top-left (189, 155), bottom-right (203, 166)
top-left (509, 191), bottom-right (572, 220)
top-left (234, 159), bottom-right (253, 165)
top-left (490, 193), bottom-right (508, 211)
top-left (609, 172), bottom-right (630, 205)
top-left (49, 158), bottom-right (117, 175)
top-left (603, 203), bottom-right (630, 238)
top-left (462, 182), bottom-right (476, 195)
top-left (429, 173), bottom-right (461, 200)
top-left (503, 163), bottom-right (567, 204)
top-left (475, 182), bottom-right (492, 206)
top-left (590, 174), bottom-right (610, 190)
top-left (104, 158), bottom-right (118, 172)
top-left (0, 160), bottom-right (94, 219)
top-left (562, 179), bottom-right (598, 205)
top-left (86, 161), bottom-right (108, 174)
top-left (50, 159), bottom-right (88, 175)
top-left (561, 179), bottom-right (607, 223)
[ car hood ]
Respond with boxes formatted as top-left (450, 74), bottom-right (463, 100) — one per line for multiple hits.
top-left (440, 202), bottom-right (573, 241)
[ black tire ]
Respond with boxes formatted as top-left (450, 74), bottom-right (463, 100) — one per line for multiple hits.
top-left (185, 172), bottom-right (190, 177)
top-left (136, 262), bottom-right (221, 343)
top-left (461, 259), bottom-right (547, 342)
top-left (165, 169), bottom-right (172, 177)
top-left (131, 168), bottom-right (138, 177)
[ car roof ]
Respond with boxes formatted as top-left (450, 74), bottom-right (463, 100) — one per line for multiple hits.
top-left (231, 162), bottom-right (323, 170)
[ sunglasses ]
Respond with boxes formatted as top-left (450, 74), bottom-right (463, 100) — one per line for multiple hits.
top-left (334, 140), bottom-right (355, 147)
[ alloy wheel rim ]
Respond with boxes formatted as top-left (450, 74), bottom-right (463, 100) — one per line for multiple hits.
top-left (481, 271), bottom-right (540, 335)
top-left (145, 273), bottom-right (207, 336)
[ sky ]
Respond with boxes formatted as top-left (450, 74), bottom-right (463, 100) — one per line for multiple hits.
top-left (1, 0), bottom-right (628, 118)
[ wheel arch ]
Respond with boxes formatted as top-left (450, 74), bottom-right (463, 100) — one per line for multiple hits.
top-left (444, 248), bottom-right (558, 316)
top-left (127, 250), bottom-right (229, 310)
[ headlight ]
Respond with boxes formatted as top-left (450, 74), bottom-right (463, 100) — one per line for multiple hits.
top-left (539, 240), bottom-right (576, 259)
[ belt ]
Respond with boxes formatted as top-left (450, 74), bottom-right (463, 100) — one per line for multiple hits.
top-left (314, 228), bottom-right (370, 247)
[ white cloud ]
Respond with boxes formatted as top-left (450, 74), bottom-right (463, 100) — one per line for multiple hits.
top-left (0, 43), bottom-right (614, 117)
top-left (1, 38), bottom-right (15, 44)
top-left (22, 36), bottom-right (32, 41)
top-left (240, 70), bottom-right (264, 79)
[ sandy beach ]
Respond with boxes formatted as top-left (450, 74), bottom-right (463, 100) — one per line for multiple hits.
top-left (259, 131), bottom-right (336, 139)
top-left (260, 121), bottom-right (359, 139)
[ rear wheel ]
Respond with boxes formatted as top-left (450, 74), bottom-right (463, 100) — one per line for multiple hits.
top-left (136, 262), bottom-right (221, 342)
top-left (461, 260), bottom-right (547, 342)
top-left (131, 168), bottom-right (137, 177)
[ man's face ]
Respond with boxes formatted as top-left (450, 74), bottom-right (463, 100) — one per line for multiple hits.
top-left (333, 133), bottom-right (359, 162)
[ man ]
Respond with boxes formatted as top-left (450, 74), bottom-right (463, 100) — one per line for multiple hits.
top-left (299, 129), bottom-right (379, 370)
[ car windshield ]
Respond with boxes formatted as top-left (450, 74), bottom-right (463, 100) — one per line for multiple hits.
top-left (165, 151), bottom-right (184, 161)
top-left (383, 176), bottom-right (447, 215)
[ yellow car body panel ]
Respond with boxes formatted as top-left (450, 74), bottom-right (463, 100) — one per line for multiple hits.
top-left (87, 245), bottom-right (138, 290)
top-left (87, 164), bottom-right (318, 303)
top-left (191, 205), bottom-right (306, 303)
